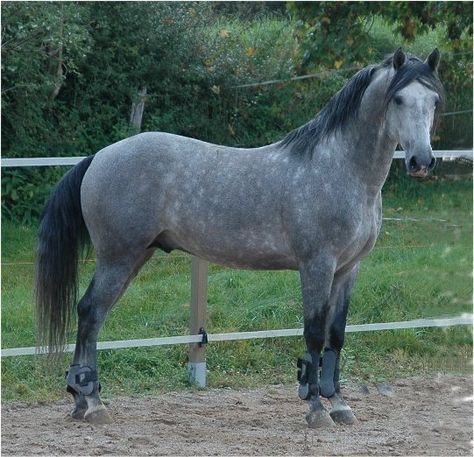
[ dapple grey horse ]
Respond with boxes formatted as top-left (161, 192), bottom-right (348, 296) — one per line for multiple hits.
top-left (36, 49), bottom-right (444, 427)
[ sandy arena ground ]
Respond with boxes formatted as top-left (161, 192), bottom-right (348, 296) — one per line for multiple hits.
top-left (2, 375), bottom-right (472, 456)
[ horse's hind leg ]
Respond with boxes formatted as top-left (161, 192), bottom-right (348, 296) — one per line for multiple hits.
top-left (67, 250), bottom-right (153, 424)
top-left (321, 265), bottom-right (359, 425)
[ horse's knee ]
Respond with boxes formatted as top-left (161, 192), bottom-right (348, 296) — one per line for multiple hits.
top-left (304, 316), bottom-right (326, 353)
top-left (328, 328), bottom-right (345, 352)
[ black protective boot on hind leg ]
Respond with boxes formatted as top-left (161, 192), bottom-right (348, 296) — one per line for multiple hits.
top-left (66, 364), bottom-right (102, 421)
top-left (66, 364), bottom-right (97, 420)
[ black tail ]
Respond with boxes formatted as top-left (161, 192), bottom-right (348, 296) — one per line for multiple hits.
top-left (35, 155), bottom-right (95, 354)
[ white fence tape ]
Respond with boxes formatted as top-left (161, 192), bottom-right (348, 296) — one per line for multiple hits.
top-left (1, 150), bottom-right (472, 168)
top-left (2, 314), bottom-right (471, 358)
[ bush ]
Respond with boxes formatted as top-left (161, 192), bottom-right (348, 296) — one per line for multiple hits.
top-left (2, 4), bottom-right (471, 223)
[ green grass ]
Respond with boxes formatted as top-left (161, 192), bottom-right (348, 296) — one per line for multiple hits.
top-left (1, 176), bottom-right (472, 403)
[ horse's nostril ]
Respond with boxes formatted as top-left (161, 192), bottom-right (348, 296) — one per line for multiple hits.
top-left (409, 156), bottom-right (418, 170)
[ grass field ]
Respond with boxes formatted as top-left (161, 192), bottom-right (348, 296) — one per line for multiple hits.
top-left (1, 173), bottom-right (472, 403)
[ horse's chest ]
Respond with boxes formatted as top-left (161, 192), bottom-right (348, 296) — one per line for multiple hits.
top-left (336, 201), bottom-right (381, 269)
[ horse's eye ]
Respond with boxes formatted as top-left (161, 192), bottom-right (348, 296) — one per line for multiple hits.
top-left (394, 96), bottom-right (403, 106)
top-left (434, 99), bottom-right (440, 109)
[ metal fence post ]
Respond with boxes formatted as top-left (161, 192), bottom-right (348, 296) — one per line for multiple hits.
top-left (188, 256), bottom-right (208, 387)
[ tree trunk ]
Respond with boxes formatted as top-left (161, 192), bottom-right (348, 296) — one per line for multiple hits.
top-left (49, 44), bottom-right (63, 100)
top-left (49, 5), bottom-right (64, 100)
top-left (130, 87), bottom-right (147, 131)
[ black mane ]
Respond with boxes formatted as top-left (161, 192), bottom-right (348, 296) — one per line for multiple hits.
top-left (281, 53), bottom-right (444, 157)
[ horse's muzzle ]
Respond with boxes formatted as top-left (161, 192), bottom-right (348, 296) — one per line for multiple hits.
top-left (407, 153), bottom-right (436, 177)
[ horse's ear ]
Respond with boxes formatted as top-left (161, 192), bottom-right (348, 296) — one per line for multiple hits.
top-left (425, 48), bottom-right (440, 72)
top-left (393, 48), bottom-right (406, 70)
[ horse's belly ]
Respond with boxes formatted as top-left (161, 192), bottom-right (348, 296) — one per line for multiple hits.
top-left (161, 229), bottom-right (298, 270)
top-left (197, 251), bottom-right (298, 270)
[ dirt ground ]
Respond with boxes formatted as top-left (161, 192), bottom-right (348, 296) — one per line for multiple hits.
top-left (2, 375), bottom-right (472, 456)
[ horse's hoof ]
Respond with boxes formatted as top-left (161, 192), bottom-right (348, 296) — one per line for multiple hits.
top-left (306, 410), bottom-right (335, 428)
top-left (330, 407), bottom-right (358, 425)
top-left (70, 406), bottom-right (87, 421)
top-left (84, 407), bottom-right (113, 425)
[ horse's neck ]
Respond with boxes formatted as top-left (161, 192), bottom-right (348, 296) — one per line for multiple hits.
top-left (350, 121), bottom-right (397, 190)
top-left (339, 86), bottom-right (397, 193)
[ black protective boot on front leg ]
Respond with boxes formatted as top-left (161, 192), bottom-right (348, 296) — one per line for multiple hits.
top-left (297, 352), bottom-right (335, 428)
top-left (297, 351), bottom-right (318, 400)
top-left (320, 348), bottom-right (338, 398)
top-left (334, 352), bottom-right (341, 393)
top-left (321, 350), bottom-right (357, 425)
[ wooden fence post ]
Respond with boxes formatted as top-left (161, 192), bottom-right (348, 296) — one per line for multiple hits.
top-left (188, 257), bottom-right (209, 387)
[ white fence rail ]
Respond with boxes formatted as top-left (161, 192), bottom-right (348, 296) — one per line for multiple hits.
top-left (2, 314), bottom-right (472, 358)
top-left (1, 150), bottom-right (473, 168)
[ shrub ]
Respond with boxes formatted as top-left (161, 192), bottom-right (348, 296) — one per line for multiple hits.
top-left (2, 4), bottom-right (471, 223)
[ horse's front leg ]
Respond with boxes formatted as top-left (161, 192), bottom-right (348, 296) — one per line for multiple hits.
top-left (320, 265), bottom-right (359, 425)
top-left (298, 256), bottom-right (337, 428)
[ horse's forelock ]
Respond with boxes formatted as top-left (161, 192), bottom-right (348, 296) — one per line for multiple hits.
top-left (384, 58), bottom-right (444, 104)
top-left (383, 55), bottom-right (445, 132)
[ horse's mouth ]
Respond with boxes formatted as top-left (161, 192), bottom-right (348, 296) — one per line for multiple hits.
top-left (408, 169), bottom-right (429, 178)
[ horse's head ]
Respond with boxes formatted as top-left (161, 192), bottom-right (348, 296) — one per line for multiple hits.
top-left (385, 48), bottom-right (444, 177)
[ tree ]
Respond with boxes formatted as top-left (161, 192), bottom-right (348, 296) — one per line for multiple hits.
top-left (1, 2), bottom-right (92, 154)
top-left (287, 1), bottom-right (473, 69)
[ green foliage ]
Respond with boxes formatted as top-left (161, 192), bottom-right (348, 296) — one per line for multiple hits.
top-left (1, 167), bottom-right (63, 224)
top-left (288, 1), bottom-right (473, 67)
top-left (1, 2), bottom-right (472, 222)
top-left (2, 2), bottom-right (93, 154)
top-left (194, 18), bottom-right (298, 145)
